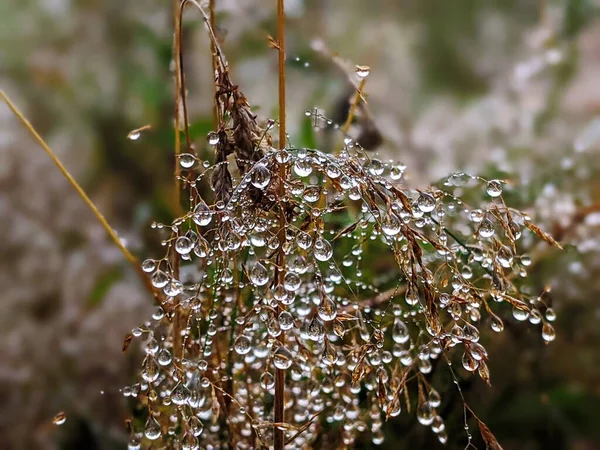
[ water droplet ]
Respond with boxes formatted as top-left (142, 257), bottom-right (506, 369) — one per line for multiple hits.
top-left (175, 236), bottom-right (194, 255)
top-left (181, 431), bottom-right (199, 450)
top-left (145, 415), bottom-right (162, 440)
top-left (141, 356), bottom-right (159, 382)
top-left (306, 317), bottom-right (326, 342)
top-left (545, 308), bottom-right (556, 322)
top-left (512, 307), bottom-right (529, 321)
top-left (234, 335), bottom-right (252, 355)
top-left (294, 159), bottom-right (313, 177)
top-left (303, 185), bottom-right (321, 203)
top-left (128, 131), bottom-right (141, 141)
top-left (179, 153), bottom-right (196, 169)
top-left (250, 262), bottom-right (269, 287)
top-left (317, 296), bottom-right (337, 321)
top-left (151, 270), bottom-right (169, 288)
top-left (417, 192), bottom-right (436, 213)
top-left (141, 259), bottom-right (157, 273)
top-left (192, 201), bottom-right (213, 227)
top-left (189, 416), bottom-right (204, 436)
top-left (382, 213), bottom-right (401, 236)
top-left (368, 158), bottom-right (384, 175)
top-left (478, 218), bottom-right (495, 238)
top-left (157, 349), bottom-right (172, 366)
top-left (273, 346), bottom-right (293, 370)
top-left (260, 371), bottom-right (275, 389)
top-left (417, 402), bottom-right (434, 426)
top-left (432, 416), bottom-right (445, 433)
top-left (496, 246), bottom-right (513, 268)
top-left (172, 383), bottom-right (190, 405)
top-left (392, 319), bottom-right (410, 344)
top-left (53, 411), bottom-right (66, 426)
top-left (428, 389), bottom-right (441, 408)
top-left (490, 315), bottom-right (504, 332)
top-left (314, 237), bottom-right (333, 262)
top-left (355, 65), bottom-right (370, 78)
top-left (278, 311), bottom-right (294, 330)
top-left (390, 165), bottom-right (404, 180)
top-left (296, 231), bottom-right (313, 250)
top-left (486, 180), bottom-right (503, 197)
top-left (207, 131), bottom-right (219, 145)
top-left (283, 271), bottom-right (301, 291)
top-left (251, 164), bottom-right (271, 189)
top-left (462, 352), bottom-right (479, 372)
top-left (542, 322), bottom-right (555, 342)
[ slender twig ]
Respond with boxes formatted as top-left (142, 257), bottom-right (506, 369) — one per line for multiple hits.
top-left (171, 0), bottom-right (186, 364)
top-left (209, 0), bottom-right (219, 130)
top-left (1, 90), bottom-right (158, 296)
top-left (173, 0), bottom-right (183, 212)
top-left (274, 1), bottom-right (287, 449)
top-left (337, 74), bottom-right (368, 155)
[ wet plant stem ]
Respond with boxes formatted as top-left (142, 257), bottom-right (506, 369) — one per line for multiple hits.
top-left (172, 0), bottom-right (186, 363)
top-left (274, 0), bottom-right (286, 449)
top-left (0, 90), bottom-right (157, 297)
top-left (209, 0), bottom-right (219, 130)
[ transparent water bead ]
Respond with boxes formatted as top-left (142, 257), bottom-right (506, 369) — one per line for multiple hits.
top-left (250, 262), bottom-right (269, 286)
top-left (172, 383), bottom-right (190, 405)
top-left (542, 323), bottom-right (556, 342)
top-left (179, 153), bottom-right (196, 169)
top-left (495, 245), bottom-right (513, 268)
top-left (207, 131), bottom-right (219, 145)
top-left (234, 335), bottom-right (252, 355)
top-left (175, 236), bottom-right (194, 255)
top-left (141, 356), bottom-right (159, 382)
top-left (392, 318), bottom-right (410, 344)
top-left (141, 259), bottom-right (157, 273)
top-left (368, 158), bottom-right (384, 176)
top-left (181, 431), bottom-right (199, 450)
top-left (53, 411), bottom-right (67, 426)
top-left (486, 179), bottom-right (503, 197)
top-left (278, 311), bottom-right (294, 330)
top-left (145, 416), bottom-right (162, 440)
top-left (478, 218), bottom-right (495, 238)
top-left (294, 159), bottom-right (313, 177)
top-left (355, 65), bottom-right (370, 78)
top-left (192, 201), bottom-right (213, 227)
top-left (151, 270), bottom-right (169, 288)
top-left (251, 164), bottom-right (271, 189)
top-left (314, 237), bottom-right (333, 261)
top-left (317, 296), bottom-right (337, 321)
top-left (273, 346), bottom-right (293, 370)
top-left (417, 402), bottom-right (434, 426)
top-left (417, 192), bottom-right (436, 213)
top-left (260, 371), bottom-right (275, 389)
top-left (382, 213), bottom-right (401, 236)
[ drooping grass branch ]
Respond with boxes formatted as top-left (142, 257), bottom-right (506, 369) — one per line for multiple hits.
top-left (0, 90), bottom-right (156, 297)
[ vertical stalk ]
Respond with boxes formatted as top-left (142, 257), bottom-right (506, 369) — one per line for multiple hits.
top-left (274, 1), bottom-right (286, 449)
top-left (209, 0), bottom-right (219, 130)
top-left (172, 0), bottom-right (185, 363)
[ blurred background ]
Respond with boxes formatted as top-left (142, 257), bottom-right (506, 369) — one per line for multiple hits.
top-left (1, 0), bottom-right (600, 449)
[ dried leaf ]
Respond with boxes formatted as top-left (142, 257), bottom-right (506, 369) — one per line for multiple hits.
top-left (524, 220), bottom-right (563, 249)
top-left (478, 420), bottom-right (504, 450)
top-left (122, 333), bottom-right (133, 353)
top-left (332, 221), bottom-right (359, 241)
